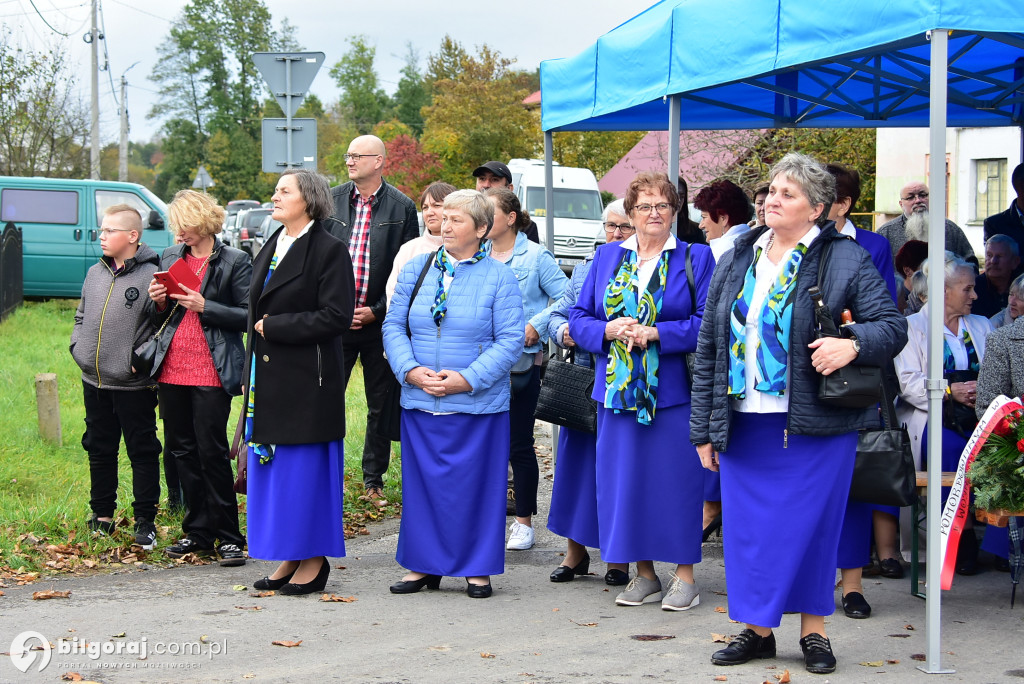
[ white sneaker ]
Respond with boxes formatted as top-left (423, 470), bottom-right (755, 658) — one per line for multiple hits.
top-left (506, 521), bottom-right (535, 550)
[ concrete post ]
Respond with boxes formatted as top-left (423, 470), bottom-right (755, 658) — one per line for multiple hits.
top-left (35, 373), bottom-right (61, 444)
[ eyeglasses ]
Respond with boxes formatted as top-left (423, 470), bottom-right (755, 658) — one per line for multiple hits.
top-left (343, 153), bottom-right (380, 162)
top-left (604, 222), bottom-right (635, 234)
top-left (901, 191), bottom-right (929, 201)
top-left (98, 228), bottom-right (132, 236)
top-left (634, 203), bottom-right (673, 214)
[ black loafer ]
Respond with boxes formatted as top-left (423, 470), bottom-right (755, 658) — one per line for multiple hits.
top-left (841, 591), bottom-right (871, 619)
top-left (466, 581), bottom-right (492, 598)
top-left (604, 569), bottom-right (629, 586)
top-left (800, 633), bottom-right (836, 674)
top-left (390, 574), bottom-right (442, 594)
top-left (550, 552), bottom-right (590, 583)
top-left (711, 629), bottom-right (776, 665)
top-left (879, 557), bottom-right (904, 579)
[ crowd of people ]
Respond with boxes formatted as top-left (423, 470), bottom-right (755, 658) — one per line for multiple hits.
top-left (68, 137), bottom-right (1024, 674)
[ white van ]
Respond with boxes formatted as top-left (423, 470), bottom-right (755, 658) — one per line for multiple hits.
top-left (507, 159), bottom-right (604, 272)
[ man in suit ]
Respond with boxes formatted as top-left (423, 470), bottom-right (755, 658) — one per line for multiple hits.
top-left (327, 135), bottom-right (418, 502)
top-left (473, 161), bottom-right (540, 244)
top-left (983, 163), bottom-right (1024, 272)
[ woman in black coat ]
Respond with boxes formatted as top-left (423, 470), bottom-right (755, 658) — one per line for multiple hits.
top-left (245, 169), bottom-right (355, 595)
top-left (146, 189), bottom-right (251, 566)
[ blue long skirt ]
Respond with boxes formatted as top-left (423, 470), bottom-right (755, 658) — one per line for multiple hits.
top-left (595, 404), bottom-right (703, 565)
top-left (720, 412), bottom-right (856, 627)
top-left (396, 410), bottom-right (508, 577)
top-left (246, 440), bottom-right (346, 560)
top-left (547, 426), bottom-right (600, 549)
top-left (837, 499), bottom-right (872, 569)
top-left (704, 470), bottom-right (722, 502)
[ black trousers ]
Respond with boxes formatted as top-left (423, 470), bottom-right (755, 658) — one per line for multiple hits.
top-left (159, 384), bottom-right (243, 547)
top-left (81, 382), bottom-right (161, 522)
top-left (509, 365), bottom-right (542, 517)
top-left (342, 324), bottom-right (394, 489)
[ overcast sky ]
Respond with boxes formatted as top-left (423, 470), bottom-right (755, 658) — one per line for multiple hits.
top-left (4, 0), bottom-right (654, 145)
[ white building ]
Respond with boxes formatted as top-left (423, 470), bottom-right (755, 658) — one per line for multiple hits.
top-left (876, 127), bottom-right (1023, 258)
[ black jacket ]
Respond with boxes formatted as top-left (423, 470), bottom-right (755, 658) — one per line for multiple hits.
top-left (689, 223), bottom-right (908, 452)
top-left (146, 239), bottom-right (251, 395)
top-left (326, 178), bottom-right (418, 325)
top-left (244, 220), bottom-right (355, 444)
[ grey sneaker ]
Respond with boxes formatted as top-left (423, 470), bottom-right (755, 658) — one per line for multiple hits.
top-left (614, 575), bottom-right (663, 606)
top-left (661, 575), bottom-right (700, 611)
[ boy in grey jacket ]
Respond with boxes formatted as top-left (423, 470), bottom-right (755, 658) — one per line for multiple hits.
top-left (70, 204), bottom-right (162, 549)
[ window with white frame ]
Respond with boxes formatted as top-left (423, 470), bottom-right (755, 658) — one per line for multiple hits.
top-left (974, 158), bottom-right (1007, 222)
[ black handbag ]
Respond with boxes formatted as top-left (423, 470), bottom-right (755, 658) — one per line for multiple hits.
top-left (131, 302), bottom-right (179, 377)
top-left (534, 348), bottom-right (597, 434)
top-left (851, 383), bottom-right (917, 507)
top-left (810, 238), bottom-right (883, 408)
top-left (378, 253), bottom-right (436, 442)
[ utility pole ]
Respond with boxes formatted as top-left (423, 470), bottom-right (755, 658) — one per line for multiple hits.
top-left (89, 0), bottom-right (100, 179)
top-left (118, 75), bottom-right (128, 181)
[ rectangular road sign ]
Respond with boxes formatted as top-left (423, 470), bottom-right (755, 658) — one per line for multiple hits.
top-left (261, 119), bottom-right (318, 173)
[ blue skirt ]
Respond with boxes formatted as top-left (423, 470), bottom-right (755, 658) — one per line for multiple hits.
top-left (595, 404), bottom-right (703, 565)
top-left (704, 470), bottom-right (722, 502)
top-left (246, 440), bottom-right (346, 560)
top-left (396, 410), bottom-right (509, 577)
top-left (547, 426), bottom-right (600, 549)
top-left (837, 499), bottom-right (872, 569)
top-left (720, 412), bottom-right (856, 627)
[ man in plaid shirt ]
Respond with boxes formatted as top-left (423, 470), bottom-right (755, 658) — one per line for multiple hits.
top-left (328, 135), bottom-right (419, 501)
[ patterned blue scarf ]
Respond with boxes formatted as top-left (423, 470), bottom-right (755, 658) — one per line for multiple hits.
top-left (430, 242), bottom-right (491, 327)
top-left (943, 326), bottom-right (980, 372)
top-left (602, 249), bottom-right (669, 425)
top-left (246, 254), bottom-right (279, 465)
top-left (728, 242), bottom-right (807, 397)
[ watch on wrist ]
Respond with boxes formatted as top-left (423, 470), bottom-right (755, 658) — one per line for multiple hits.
top-left (851, 337), bottom-right (861, 355)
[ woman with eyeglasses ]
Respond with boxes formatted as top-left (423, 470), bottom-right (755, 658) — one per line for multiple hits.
top-left (569, 172), bottom-right (714, 610)
top-left (545, 199), bottom-right (631, 586)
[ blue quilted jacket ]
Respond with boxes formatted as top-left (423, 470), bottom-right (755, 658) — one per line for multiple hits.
top-left (688, 223), bottom-right (909, 452)
top-left (382, 251), bottom-right (526, 414)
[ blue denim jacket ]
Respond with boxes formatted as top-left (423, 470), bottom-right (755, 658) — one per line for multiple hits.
top-left (502, 231), bottom-right (568, 354)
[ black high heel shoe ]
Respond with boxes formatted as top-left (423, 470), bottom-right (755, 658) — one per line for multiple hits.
top-left (466, 580), bottom-right (492, 598)
top-left (280, 557), bottom-right (330, 596)
top-left (253, 564), bottom-right (297, 590)
top-left (550, 551), bottom-right (591, 582)
top-left (702, 513), bottom-right (723, 542)
top-left (390, 574), bottom-right (443, 594)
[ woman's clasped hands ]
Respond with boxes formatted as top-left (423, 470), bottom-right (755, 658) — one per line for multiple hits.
top-left (406, 366), bottom-right (471, 397)
top-left (604, 317), bottom-right (659, 352)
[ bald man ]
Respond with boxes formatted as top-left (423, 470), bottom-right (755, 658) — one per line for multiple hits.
top-left (327, 135), bottom-right (418, 501)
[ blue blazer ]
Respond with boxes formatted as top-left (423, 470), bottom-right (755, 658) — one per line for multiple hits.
top-left (569, 240), bottom-right (714, 409)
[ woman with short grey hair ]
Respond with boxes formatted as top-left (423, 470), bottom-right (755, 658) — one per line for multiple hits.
top-left (989, 272), bottom-right (1024, 329)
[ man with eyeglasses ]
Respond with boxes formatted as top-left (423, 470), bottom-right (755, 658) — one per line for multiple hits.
top-left (327, 134), bottom-right (419, 503)
top-left (877, 180), bottom-right (974, 265)
top-left (472, 161), bottom-right (540, 244)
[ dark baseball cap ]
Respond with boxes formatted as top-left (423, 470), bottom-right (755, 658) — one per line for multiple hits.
top-left (472, 161), bottom-right (512, 183)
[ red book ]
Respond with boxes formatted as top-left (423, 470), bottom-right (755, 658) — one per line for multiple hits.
top-left (153, 258), bottom-right (202, 298)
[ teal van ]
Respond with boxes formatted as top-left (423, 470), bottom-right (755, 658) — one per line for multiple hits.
top-left (0, 177), bottom-right (173, 297)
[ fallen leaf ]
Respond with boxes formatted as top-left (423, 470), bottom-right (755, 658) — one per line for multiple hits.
top-left (569, 620), bottom-right (597, 627)
top-left (552, 608), bottom-right (559, 612)
top-left (630, 634), bottom-right (676, 641)
top-left (714, 606), bottom-right (727, 613)
top-left (428, 645), bottom-right (451, 652)
top-left (250, 591), bottom-right (275, 598)
top-left (0, 590), bottom-right (5, 596)
top-left (33, 590), bottom-right (71, 600)
top-left (480, 652), bottom-right (496, 658)
top-left (60, 673), bottom-right (83, 681)
top-left (272, 640), bottom-right (302, 648)
top-left (712, 590), bottom-right (728, 596)
top-left (200, 635), bottom-right (209, 644)
top-left (335, 565), bottom-right (346, 570)
top-left (235, 605), bottom-right (262, 611)
top-left (776, 670), bottom-right (791, 683)
top-left (711, 633), bottom-right (730, 643)
top-left (911, 653), bottom-right (926, 661)
top-left (887, 659), bottom-right (900, 664)
top-left (111, 632), bottom-right (125, 638)
top-left (233, 585), bottom-right (247, 591)
top-left (713, 677), bottom-right (728, 682)
top-left (860, 660), bottom-right (884, 667)
top-left (905, 624), bottom-right (916, 630)
top-left (320, 594), bottom-right (357, 603)
top-left (243, 674), bottom-right (255, 680)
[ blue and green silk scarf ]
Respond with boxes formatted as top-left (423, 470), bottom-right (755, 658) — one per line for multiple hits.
top-left (728, 242), bottom-right (808, 398)
top-left (943, 326), bottom-right (980, 372)
top-left (603, 250), bottom-right (669, 425)
top-left (246, 254), bottom-right (279, 465)
top-left (431, 242), bottom-right (491, 327)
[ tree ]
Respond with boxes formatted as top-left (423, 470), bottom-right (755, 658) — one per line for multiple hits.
top-left (0, 29), bottom-right (89, 177)
top-left (391, 44), bottom-right (431, 137)
top-left (329, 35), bottom-right (391, 134)
top-left (381, 134), bottom-right (442, 200)
top-left (421, 37), bottom-right (540, 184)
top-left (152, 118), bottom-right (204, 201)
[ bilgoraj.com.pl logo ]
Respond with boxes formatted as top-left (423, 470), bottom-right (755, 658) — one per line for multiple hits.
top-left (8, 631), bottom-right (51, 673)
top-left (9, 631), bottom-right (227, 673)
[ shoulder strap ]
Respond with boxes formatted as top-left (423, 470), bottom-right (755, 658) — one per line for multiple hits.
top-left (684, 243), bottom-right (695, 305)
top-left (406, 251), bottom-right (437, 338)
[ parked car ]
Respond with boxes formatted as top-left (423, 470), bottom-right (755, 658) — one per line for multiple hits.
top-left (507, 159), bottom-right (604, 273)
top-left (234, 208), bottom-right (272, 257)
top-left (255, 214), bottom-right (281, 258)
top-left (0, 176), bottom-right (172, 297)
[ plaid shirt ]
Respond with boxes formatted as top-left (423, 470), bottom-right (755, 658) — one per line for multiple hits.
top-left (349, 185), bottom-right (379, 308)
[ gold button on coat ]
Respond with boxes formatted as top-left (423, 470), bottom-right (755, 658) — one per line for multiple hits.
top-left (262, 355), bottom-right (269, 362)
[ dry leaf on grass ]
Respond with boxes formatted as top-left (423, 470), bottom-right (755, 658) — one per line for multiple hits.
top-left (714, 606), bottom-right (727, 613)
top-left (33, 589), bottom-right (71, 600)
top-left (272, 640), bottom-right (302, 648)
top-left (711, 633), bottom-right (730, 643)
top-left (630, 634), bottom-right (675, 641)
top-left (250, 591), bottom-right (275, 597)
top-left (910, 653), bottom-right (926, 661)
top-left (480, 652), bottom-right (496, 658)
top-left (320, 594), bottom-right (357, 603)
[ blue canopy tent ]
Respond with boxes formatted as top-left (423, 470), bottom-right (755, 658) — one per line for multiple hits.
top-left (539, 0), bottom-right (1024, 674)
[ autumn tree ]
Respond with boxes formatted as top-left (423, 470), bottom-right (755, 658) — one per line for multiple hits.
top-left (0, 28), bottom-right (89, 177)
top-left (421, 36), bottom-right (540, 185)
top-left (330, 35), bottom-right (391, 135)
top-left (553, 131), bottom-right (647, 180)
top-left (380, 134), bottom-right (442, 200)
top-left (391, 44), bottom-right (431, 137)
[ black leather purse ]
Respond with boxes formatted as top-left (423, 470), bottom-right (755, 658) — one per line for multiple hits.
top-left (534, 348), bottom-right (597, 434)
top-left (942, 369), bottom-right (980, 437)
top-left (851, 382), bottom-right (917, 507)
top-left (810, 238), bottom-right (883, 408)
top-left (131, 302), bottom-right (179, 377)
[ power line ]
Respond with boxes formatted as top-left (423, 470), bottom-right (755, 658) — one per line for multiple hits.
top-left (25, 0), bottom-right (68, 34)
top-left (105, 0), bottom-right (169, 22)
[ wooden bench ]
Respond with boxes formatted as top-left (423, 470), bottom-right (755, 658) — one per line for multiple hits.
top-left (910, 471), bottom-right (957, 599)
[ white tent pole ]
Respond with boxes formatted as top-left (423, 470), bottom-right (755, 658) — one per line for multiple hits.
top-left (922, 27), bottom-right (954, 676)
top-left (544, 130), bottom-right (559, 458)
top-left (668, 94), bottom-right (681, 235)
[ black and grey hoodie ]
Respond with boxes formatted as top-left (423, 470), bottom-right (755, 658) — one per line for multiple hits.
top-left (70, 243), bottom-right (160, 389)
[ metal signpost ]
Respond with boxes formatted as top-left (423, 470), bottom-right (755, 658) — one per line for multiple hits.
top-left (252, 52), bottom-right (325, 173)
top-left (192, 165), bottom-right (214, 191)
